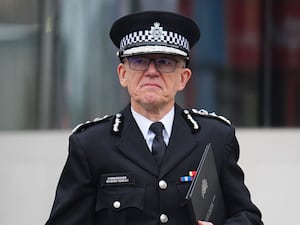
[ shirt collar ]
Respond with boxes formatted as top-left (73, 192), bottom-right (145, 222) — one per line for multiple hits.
top-left (131, 106), bottom-right (174, 141)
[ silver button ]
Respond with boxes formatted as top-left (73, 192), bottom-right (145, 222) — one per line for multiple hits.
top-left (159, 180), bottom-right (168, 190)
top-left (113, 201), bottom-right (121, 209)
top-left (160, 214), bottom-right (168, 223)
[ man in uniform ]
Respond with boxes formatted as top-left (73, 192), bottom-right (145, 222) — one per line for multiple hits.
top-left (45, 11), bottom-right (263, 225)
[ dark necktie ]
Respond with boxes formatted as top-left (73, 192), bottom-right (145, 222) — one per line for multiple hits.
top-left (150, 122), bottom-right (166, 167)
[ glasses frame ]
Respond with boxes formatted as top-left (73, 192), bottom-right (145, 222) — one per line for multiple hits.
top-left (124, 56), bottom-right (183, 73)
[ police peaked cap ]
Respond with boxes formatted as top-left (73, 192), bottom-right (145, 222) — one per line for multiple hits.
top-left (110, 11), bottom-right (200, 60)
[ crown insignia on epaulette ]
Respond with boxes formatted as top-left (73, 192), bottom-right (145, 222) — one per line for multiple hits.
top-left (72, 115), bottom-right (112, 134)
top-left (191, 108), bottom-right (231, 125)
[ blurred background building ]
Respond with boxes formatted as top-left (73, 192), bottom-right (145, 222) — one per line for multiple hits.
top-left (0, 0), bottom-right (300, 130)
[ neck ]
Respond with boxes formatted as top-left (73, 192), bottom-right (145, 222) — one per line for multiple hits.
top-left (131, 101), bottom-right (174, 121)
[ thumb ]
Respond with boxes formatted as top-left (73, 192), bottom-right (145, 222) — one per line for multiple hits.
top-left (198, 221), bottom-right (214, 225)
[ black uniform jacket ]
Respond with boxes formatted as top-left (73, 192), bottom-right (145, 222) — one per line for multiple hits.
top-left (46, 104), bottom-right (263, 225)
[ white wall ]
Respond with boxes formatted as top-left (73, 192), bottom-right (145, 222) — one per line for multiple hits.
top-left (0, 129), bottom-right (299, 225)
top-left (236, 129), bottom-right (300, 225)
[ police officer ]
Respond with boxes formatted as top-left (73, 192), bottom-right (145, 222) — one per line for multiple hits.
top-left (45, 11), bottom-right (263, 225)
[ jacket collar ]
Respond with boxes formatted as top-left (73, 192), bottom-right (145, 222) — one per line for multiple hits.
top-left (115, 104), bottom-right (200, 177)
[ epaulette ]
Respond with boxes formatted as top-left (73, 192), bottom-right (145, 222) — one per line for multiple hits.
top-left (72, 115), bottom-right (113, 134)
top-left (190, 108), bottom-right (231, 125)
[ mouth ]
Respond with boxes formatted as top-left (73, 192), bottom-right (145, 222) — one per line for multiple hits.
top-left (142, 83), bottom-right (162, 89)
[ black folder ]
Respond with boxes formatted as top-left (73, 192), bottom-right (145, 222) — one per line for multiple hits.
top-left (185, 143), bottom-right (226, 225)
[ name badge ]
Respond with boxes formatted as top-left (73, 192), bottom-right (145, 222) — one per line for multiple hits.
top-left (101, 173), bottom-right (135, 186)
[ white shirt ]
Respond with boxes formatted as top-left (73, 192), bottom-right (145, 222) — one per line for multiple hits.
top-left (131, 106), bottom-right (174, 151)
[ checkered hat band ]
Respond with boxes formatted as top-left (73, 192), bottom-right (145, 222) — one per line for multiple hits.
top-left (120, 30), bottom-right (190, 52)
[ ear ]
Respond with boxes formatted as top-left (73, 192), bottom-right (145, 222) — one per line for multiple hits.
top-left (117, 63), bottom-right (128, 87)
top-left (177, 68), bottom-right (192, 91)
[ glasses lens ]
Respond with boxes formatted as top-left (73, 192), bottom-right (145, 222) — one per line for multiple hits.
top-left (156, 58), bottom-right (176, 73)
top-left (127, 56), bottom-right (177, 73)
top-left (128, 57), bottom-right (149, 71)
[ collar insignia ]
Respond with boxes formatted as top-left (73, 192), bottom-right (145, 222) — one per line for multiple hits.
top-left (111, 113), bottom-right (124, 135)
top-left (182, 109), bottom-right (201, 133)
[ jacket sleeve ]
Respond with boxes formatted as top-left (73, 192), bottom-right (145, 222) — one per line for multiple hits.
top-left (221, 128), bottom-right (263, 225)
top-left (45, 134), bottom-right (96, 225)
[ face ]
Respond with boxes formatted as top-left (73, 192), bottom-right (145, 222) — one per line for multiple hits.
top-left (117, 54), bottom-right (192, 113)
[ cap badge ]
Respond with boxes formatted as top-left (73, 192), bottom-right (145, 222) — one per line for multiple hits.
top-left (150, 22), bottom-right (164, 40)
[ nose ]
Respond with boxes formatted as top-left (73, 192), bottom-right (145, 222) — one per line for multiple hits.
top-left (145, 60), bottom-right (160, 74)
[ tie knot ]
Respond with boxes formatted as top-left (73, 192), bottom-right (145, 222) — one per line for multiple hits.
top-left (149, 122), bottom-right (164, 137)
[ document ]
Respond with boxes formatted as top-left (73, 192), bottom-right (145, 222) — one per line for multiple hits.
top-left (185, 143), bottom-right (226, 225)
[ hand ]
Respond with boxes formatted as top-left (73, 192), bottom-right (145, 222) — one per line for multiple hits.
top-left (198, 221), bottom-right (214, 225)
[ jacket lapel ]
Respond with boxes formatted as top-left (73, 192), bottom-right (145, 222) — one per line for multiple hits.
top-left (115, 105), bottom-right (200, 178)
top-left (115, 106), bottom-right (159, 176)
top-left (160, 105), bottom-right (200, 177)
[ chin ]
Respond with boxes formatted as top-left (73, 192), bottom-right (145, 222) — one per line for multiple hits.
top-left (136, 97), bottom-right (160, 108)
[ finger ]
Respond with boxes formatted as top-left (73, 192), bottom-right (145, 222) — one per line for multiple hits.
top-left (198, 221), bottom-right (214, 225)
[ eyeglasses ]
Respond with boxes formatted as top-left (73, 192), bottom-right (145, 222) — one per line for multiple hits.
top-left (126, 56), bottom-right (180, 73)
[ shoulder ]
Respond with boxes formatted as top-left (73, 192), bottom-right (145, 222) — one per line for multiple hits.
top-left (71, 115), bottom-right (113, 134)
top-left (188, 108), bottom-right (231, 125)
top-left (181, 108), bottom-right (232, 133)
top-left (71, 113), bottom-right (124, 135)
